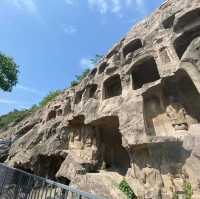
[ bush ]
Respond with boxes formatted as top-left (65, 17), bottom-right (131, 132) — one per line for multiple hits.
top-left (172, 181), bottom-right (193, 199)
top-left (0, 109), bottom-right (32, 131)
top-left (90, 54), bottom-right (103, 65)
top-left (70, 55), bottom-right (103, 87)
top-left (0, 90), bottom-right (62, 131)
top-left (119, 180), bottom-right (137, 199)
top-left (183, 181), bottom-right (193, 199)
top-left (39, 90), bottom-right (61, 107)
top-left (70, 68), bottom-right (90, 87)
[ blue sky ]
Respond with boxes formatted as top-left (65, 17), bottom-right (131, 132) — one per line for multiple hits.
top-left (0, 0), bottom-right (164, 115)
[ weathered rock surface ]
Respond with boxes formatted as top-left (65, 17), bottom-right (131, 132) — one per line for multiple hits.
top-left (1, 0), bottom-right (200, 198)
top-left (0, 139), bottom-right (11, 162)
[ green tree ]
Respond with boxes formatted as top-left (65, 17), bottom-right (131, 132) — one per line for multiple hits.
top-left (0, 52), bottom-right (19, 92)
top-left (90, 54), bottom-right (103, 65)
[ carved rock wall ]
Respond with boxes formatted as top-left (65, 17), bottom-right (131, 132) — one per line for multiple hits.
top-left (1, 0), bottom-right (200, 198)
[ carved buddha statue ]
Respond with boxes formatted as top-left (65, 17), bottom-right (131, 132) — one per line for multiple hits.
top-left (166, 96), bottom-right (188, 131)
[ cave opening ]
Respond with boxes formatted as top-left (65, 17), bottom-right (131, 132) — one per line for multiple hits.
top-left (162, 14), bottom-right (175, 29)
top-left (75, 89), bottom-right (84, 104)
top-left (123, 39), bottom-right (143, 58)
top-left (92, 116), bottom-right (130, 175)
top-left (33, 155), bottom-right (65, 182)
top-left (174, 8), bottom-right (200, 33)
top-left (175, 70), bottom-right (200, 123)
top-left (89, 68), bottom-right (97, 78)
top-left (131, 57), bottom-right (160, 90)
top-left (174, 27), bottom-right (200, 59)
top-left (85, 84), bottom-right (97, 99)
top-left (98, 62), bottom-right (108, 74)
top-left (46, 110), bottom-right (56, 121)
top-left (103, 74), bottom-right (122, 99)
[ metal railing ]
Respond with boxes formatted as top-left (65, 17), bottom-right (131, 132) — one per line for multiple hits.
top-left (0, 139), bottom-right (11, 146)
top-left (0, 163), bottom-right (106, 199)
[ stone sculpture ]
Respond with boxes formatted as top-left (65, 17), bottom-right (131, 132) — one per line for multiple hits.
top-left (166, 97), bottom-right (188, 131)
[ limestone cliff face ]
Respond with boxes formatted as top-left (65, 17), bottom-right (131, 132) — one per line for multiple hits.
top-left (1, 0), bottom-right (200, 198)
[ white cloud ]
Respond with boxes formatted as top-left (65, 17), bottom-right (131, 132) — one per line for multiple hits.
top-left (63, 25), bottom-right (77, 35)
top-left (111, 0), bottom-right (121, 13)
top-left (135, 0), bottom-right (144, 8)
top-left (80, 58), bottom-right (94, 69)
top-left (88, 0), bottom-right (108, 14)
top-left (135, 0), bottom-right (147, 15)
top-left (16, 85), bottom-right (44, 96)
top-left (64, 0), bottom-right (74, 6)
top-left (125, 0), bottom-right (132, 6)
top-left (0, 99), bottom-right (27, 109)
top-left (10, 0), bottom-right (39, 15)
top-left (87, 0), bottom-right (147, 16)
top-left (63, 0), bottom-right (147, 16)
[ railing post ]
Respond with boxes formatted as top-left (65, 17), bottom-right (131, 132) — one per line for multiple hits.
top-left (14, 170), bottom-right (23, 198)
top-left (0, 167), bottom-right (8, 194)
top-left (39, 181), bottom-right (46, 199)
top-left (25, 175), bottom-right (32, 199)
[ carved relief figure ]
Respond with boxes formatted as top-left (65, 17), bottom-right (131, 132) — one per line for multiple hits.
top-left (68, 129), bottom-right (83, 150)
top-left (166, 96), bottom-right (188, 131)
top-left (67, 126), bottom-right (99, 168)
top-left (80, 127), bottom-right (99, 164)
top-left (159, 47), bottom-right (171, 64)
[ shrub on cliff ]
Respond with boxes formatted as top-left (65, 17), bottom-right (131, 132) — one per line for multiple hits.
top-left (0, 90), bottom-right (62, 131)
top-left (70, 55), bottom-right (103, 87)
top-left (119, 179), bottom-right (137, 199)
top-left (39, 90), bottom-right (62, 107)
top-left (70, 68), bottom-right (90, 87)
top-left (0, 109), bottom-right (32, 130)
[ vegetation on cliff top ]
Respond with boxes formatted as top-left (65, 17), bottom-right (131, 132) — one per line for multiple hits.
top-left (0, 54), bottom-right (103, 131)
top-left (71, 68), bottom-right (90, 87)
top-left (0, 108), bottom-right (33, 130)
top-left (0, 90), bottom-right (61, 131)
top-left (39, 90), bottom-right (62, 107)
top-left (70, 55), bottom-right (103, 87)
top-left (0, 68), bottom-right (89, 131)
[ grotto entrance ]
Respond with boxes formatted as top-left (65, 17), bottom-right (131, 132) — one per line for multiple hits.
top-left (33, 154), bottom-right (66, 183)
top-left (103, 74), bottom-right (122, 99)
top-left (92, 116), bottom-right (130, 175)
top-left (131, 56), bottom-right (160, 90)
top-left (174, 70), bottom-right (200, 123)
top-left (143, 70), bottom-right (200, 136)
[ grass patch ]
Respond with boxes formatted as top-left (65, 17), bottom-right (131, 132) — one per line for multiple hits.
top-left (0, 109), bottom-right (33, 131)
top-left (119, 179), bottom-right (137, 199)
top-left (0, 90), bottom-right (62, 131)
